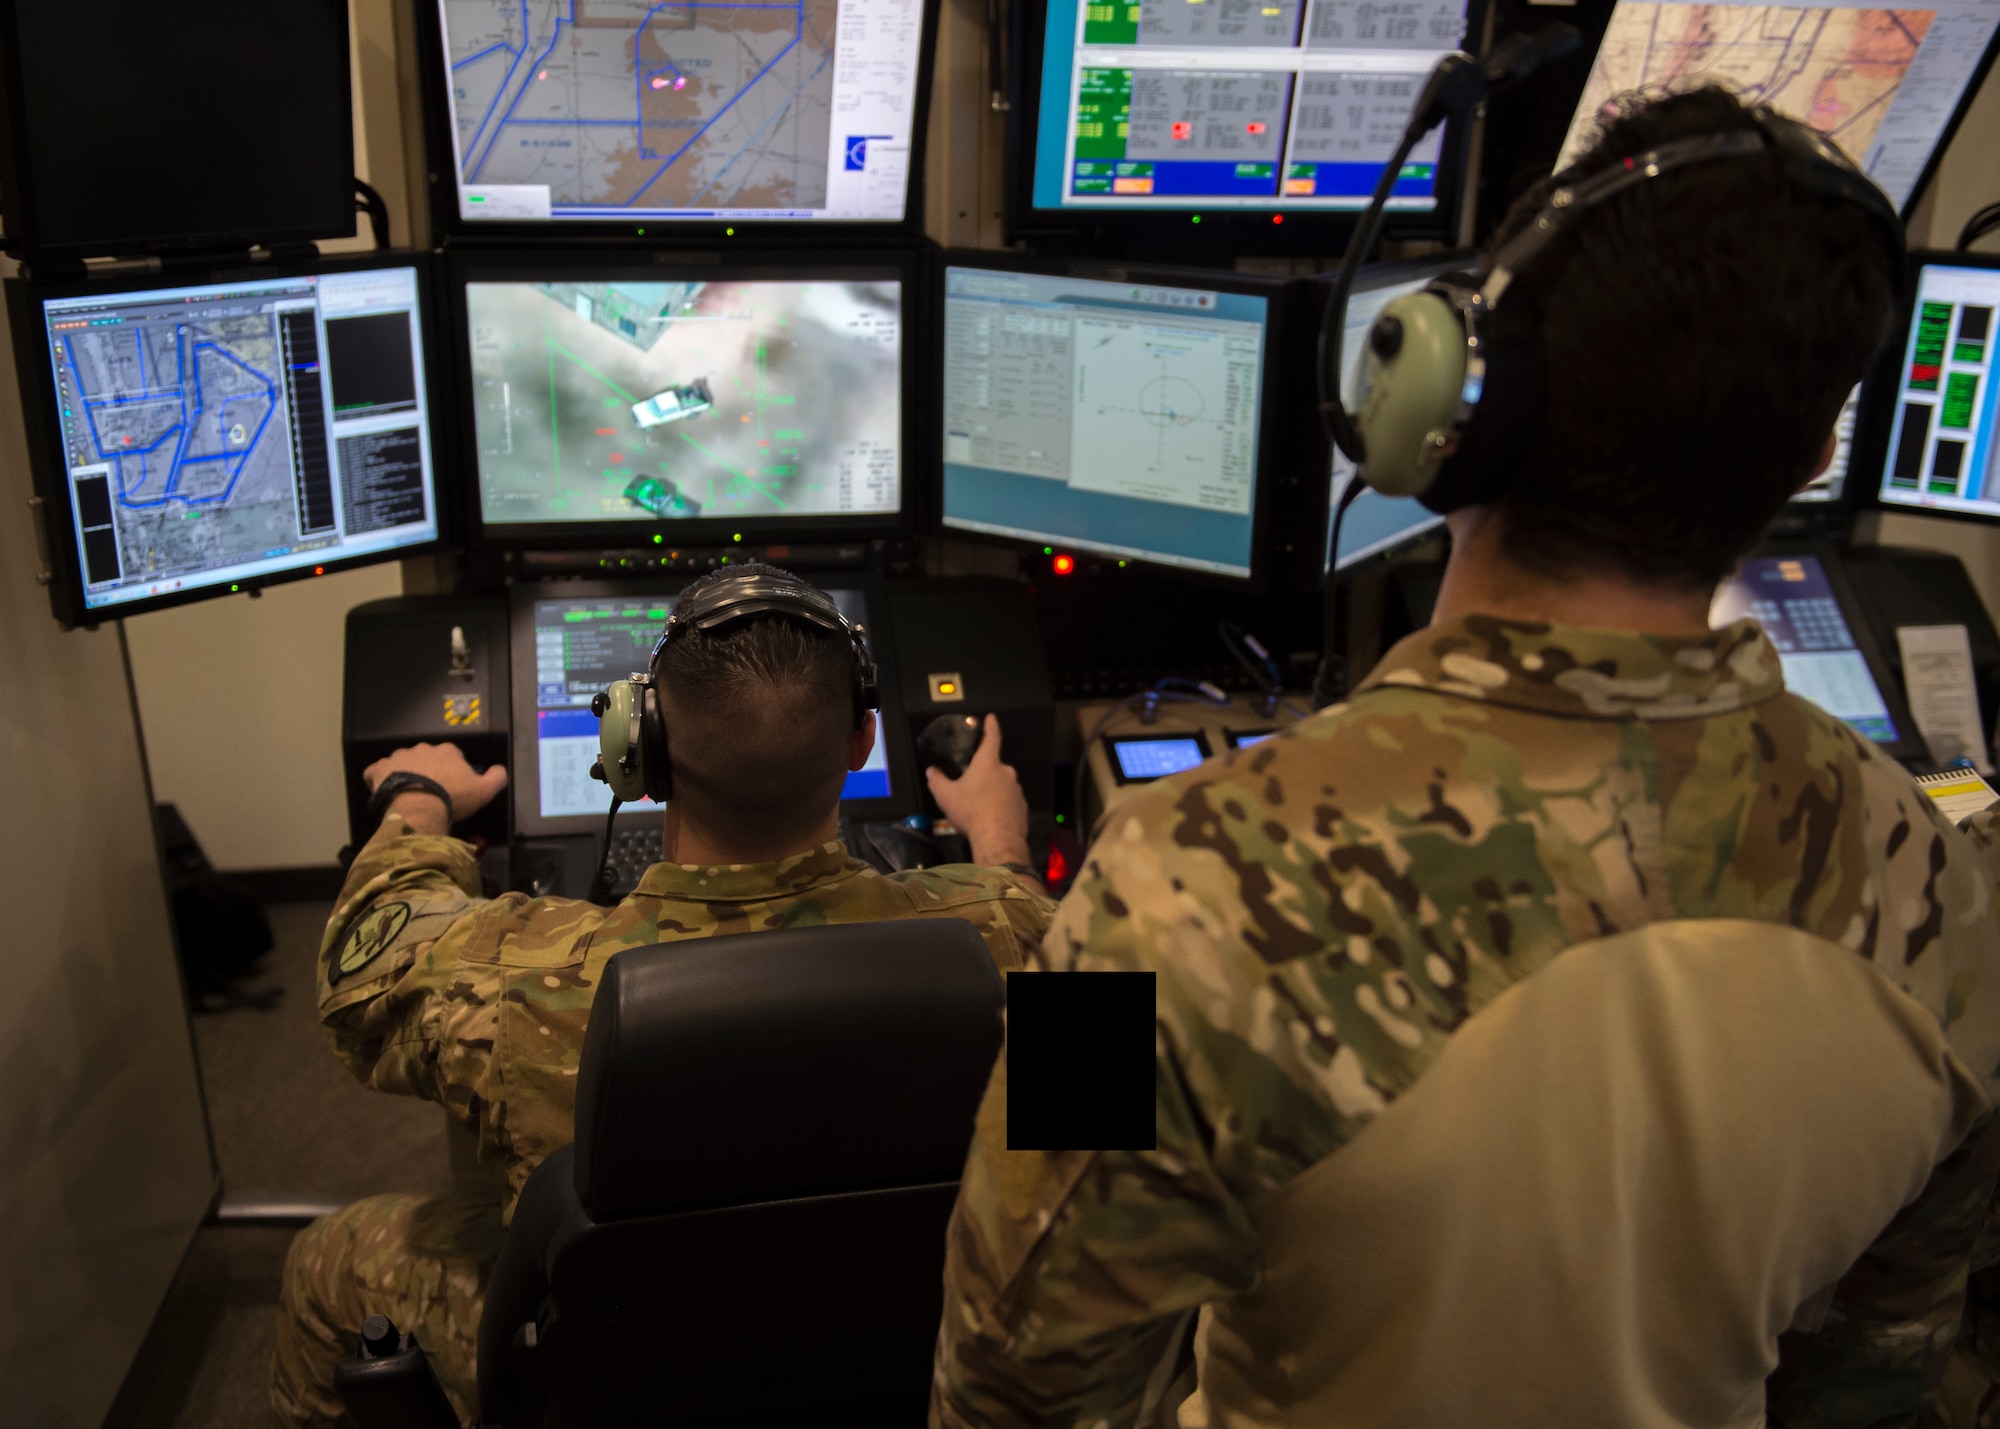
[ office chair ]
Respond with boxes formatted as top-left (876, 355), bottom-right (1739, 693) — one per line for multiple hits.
top-left (337, 917), bottom-right (1006, 1428)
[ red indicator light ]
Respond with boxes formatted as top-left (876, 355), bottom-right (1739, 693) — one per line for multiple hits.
top-left (1052, 553), bottom-right (1076, 575)
top-left (313, 566), bottom-right (325, 575)
top-left (1171, 121), bottom-right (1192, 141)
top-left (1272, 214), bottom-right (1284, 224)
top-left (1045, 845), bottom-right (1070, 885)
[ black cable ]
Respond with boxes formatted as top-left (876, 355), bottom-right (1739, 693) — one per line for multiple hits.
top-left (354, 178), bottom-right (391, 251)
top-left (986, 0), bottom-right (1010, 111)
top-left (586, 796), bottom-right (624, 906)
top-left (1959, 201), bottom-right (2000, 252)
top-left (1311, 477), bottom-right (1369, 708)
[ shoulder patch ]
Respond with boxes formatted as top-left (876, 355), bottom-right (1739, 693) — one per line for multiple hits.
top-left (334, 902), bottom-right (411, 984)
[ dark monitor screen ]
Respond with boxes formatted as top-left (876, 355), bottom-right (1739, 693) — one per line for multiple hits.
top-left (1875, 258), bottom-right (2000, 519)
top-left (0, 0), bottom-right (353, 254)
top-left (1556, 0), bottom-right (2000, 216)
top-left (1712, 552), bottom-right (1902, 746)
top-left (940, 261), bottom-right (1274, 581)
top-left (518, 584), bottom-right (894, 830)
top-left (430, 0), bottom-right (928, 226)
top-left (1023, 0), bottom-right (1475, 219)
top-left (458, 258), bottom-right (907, 536)
top-left (22, 261), bottom-right (442, 620)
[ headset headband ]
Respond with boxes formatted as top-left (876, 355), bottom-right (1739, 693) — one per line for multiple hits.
top-left (653, 568), bottom-right (864, 660)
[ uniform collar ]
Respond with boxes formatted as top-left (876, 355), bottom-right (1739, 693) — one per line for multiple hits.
top-left (629, 840), bottom-right (862, 902)
top-left (1355, 614), bottom-right (1784, 721)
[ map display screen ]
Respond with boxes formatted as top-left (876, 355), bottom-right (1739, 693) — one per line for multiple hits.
top-left (528, 586), bottom-right (890, 819)
top-left (1028, 0), bottom-right (1473, 212)
top-left (1876, 260), bottom-right (2000, 516)
top-left (434, 0), bottom-right (926, 224)
top-left (1557, 0), bottom-right (2000, 212)
top-left (941, 265), bottom-right (1268, 579)
top-left (40, 267), bottom-right (440, 613)
top-left (466, 274), bottom-right (902, 526)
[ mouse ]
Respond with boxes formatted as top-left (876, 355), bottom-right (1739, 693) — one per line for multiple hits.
top-left (917, 713), bottom-right (984, 779)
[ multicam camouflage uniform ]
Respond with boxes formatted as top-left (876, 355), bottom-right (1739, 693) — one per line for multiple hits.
top-left (933, 615), bottom-right (2000, 1429)
top-left (271, 822), bottom-right (1050, 1429)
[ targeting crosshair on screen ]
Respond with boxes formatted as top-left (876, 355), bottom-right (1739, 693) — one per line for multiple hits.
top-left (1097, 354), bottom-right (1221, 480)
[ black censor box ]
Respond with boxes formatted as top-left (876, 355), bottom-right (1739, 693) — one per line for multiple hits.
top-left (1005, 971), bottom-right (1157, 1150)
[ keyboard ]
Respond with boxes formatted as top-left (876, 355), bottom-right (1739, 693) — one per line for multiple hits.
top-left (601, 826), bottom-right (663, 898)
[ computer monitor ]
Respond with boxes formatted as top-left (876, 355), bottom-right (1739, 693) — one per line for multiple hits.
top-left (1010, 0), bottom-right (1485, 250)
top-left (1872, 252), bottom-right (2000, 521)
top-left (11, 255), bottom-right (447, 626)
top-left (420, 0), bottom-right (935, 234)
top-left (1324, 257), bottom-right (1462, 572)
top-left (938, 256), bottom-right (1289, 582)
top-left (0, 1), bottom-right (354, 257)
top-left (1556, 0), bottom-right (2000, 216)
top-left (450, 250), bottom-right (916, 546)
top-left (507, 578), bottom-right (911, 836)
top-left (1712, 545), bottom-right (1924, 763)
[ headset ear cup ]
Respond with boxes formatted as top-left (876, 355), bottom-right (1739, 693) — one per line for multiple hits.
top-left (642, 683), bottom-right (672, 803)
top-left (1418, 306), bottom-right (1548, 515)
top-left (1355, 291), bottom-right (1470, 498)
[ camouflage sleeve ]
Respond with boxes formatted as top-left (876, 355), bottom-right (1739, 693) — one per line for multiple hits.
top-left (889, 864), bottom-right (1058, 973)
top-left (1769, 1113), bottom-right (2000, 1428)
top-left (318, 812), bottom-right (494, 1114)
top-left (933, 854), bottom-right (1261, 1428)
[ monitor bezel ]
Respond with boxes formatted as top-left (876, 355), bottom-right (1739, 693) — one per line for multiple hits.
top-left (413, 0), bottom-right (943, 246)
top-left (0, 0), bottom-right (358, 259)
top-left (506, 573), bottom-right (917, 837)
top-left (1002, 0), bottom-right (1490, 258)
top-left (7, 249), bottom-right (455, 629)
top-left (447, 245), bottom-right (928, 552)
top-left (932, 248), bottom-right (1301, 589)
top-left (1860, 248), bottom-right (2000, 528)
top-left (1734, 537), bottom-right (1928, 767)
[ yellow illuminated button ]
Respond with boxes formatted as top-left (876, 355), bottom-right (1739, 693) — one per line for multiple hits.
top-left (928, 672), bottom-right (966, 703)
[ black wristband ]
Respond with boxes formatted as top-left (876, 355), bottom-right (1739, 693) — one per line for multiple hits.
top-left (369, 771), bottom-right (454, 826)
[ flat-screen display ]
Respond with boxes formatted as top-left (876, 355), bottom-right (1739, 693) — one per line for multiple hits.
top-left (1876, 259), bottom-right (2000, 517)
top-left (1556, 0), bottom-right (2000, 214)
top-left (463, 272), bottom-right (903, 528)
top-left (1326, 262), bottom-right (1456, 571)
top-left (941, 263), bottom-right (1271, 580)
top-left (1109, 732), bottom-right (1208, 780)
top-left (1712, 552), bottom-right (1901, 744)
top-left (0, 0), bottom-right (354, 254)
top-left (431, 0), bottom-right (927, 225)
top-left (527, 586), bottom-right (892, 821)
top-left (31, 263), bottom-right (441, 615)
top-left (1026, 0), bottom-right (1474, 215)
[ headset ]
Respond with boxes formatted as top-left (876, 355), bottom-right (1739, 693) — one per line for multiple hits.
top-left (588, 565), bottom-right (880, 806)
top-left (1335, 112), bottom-right (1907, 508)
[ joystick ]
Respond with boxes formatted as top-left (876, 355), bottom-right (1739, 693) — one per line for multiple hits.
top-left (917, 712), bottom-right (983, 779)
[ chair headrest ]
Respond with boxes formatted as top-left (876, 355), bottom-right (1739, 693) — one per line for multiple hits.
top-left (573, 918), bottom-right (1006, 1220)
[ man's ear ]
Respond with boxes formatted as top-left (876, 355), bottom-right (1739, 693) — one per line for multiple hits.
top-left (848, 710), bottom-right (877, 773)
top-left (1798, 429), bottom-right (1839, 492)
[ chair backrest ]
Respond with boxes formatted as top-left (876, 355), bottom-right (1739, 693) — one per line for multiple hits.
top-left (478, 917), bottom-right (1006, 1428)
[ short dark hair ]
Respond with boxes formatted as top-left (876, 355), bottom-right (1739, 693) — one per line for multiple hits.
top-left (1482, 87), bottom-right (1898, 587)
top-left (653, 563), bottom-right (858, 850)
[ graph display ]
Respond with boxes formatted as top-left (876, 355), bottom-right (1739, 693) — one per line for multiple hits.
top-left (1877, 260), bottom-right (2000, 518)
top-left (466, 276), bottom-right (902, 525)
top-left (941, 265), bottom-right (1268, 578)
top-left (1557, 0), bottom-right (2000, 212)
top-left (434, 0), bottom-right (925, 223)
top-left (41, 267), bottom-right (439, 612)
top-left (1031, 0), bottom-right (1470, 211)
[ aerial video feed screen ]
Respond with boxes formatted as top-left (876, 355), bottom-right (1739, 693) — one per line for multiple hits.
top-left (434, 0), bottom-right (926, 223)
top-left (1557, 0), bottom-right (2000, 212)
top-left (1877, 261), bottom-right (2000, 516)
top-left (466, 276), bottom-right (902, 525)
top-left (40, 267), bottom-right (439, 612)
top-left (941, 265), bottom-right (1267, 578)
top-left (1029, 0), bottom-right (1473, 212)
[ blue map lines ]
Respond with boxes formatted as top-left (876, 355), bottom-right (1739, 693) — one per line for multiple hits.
top-left (62, 322), bottom-right (280, 510)
top-left (442, 0), bottom-right (837, 213)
